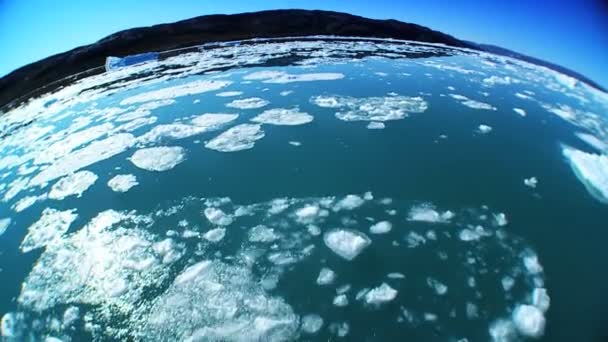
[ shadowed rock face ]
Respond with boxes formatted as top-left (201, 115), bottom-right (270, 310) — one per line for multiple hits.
top-left (0, 9), bottom-right (470, 109)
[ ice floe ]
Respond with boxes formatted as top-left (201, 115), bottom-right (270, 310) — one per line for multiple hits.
top-left (316, 267), bottom-right (336, 285)
top-left (311, 94), bottom-right (428, 121)
top-left (107, 174), bottom-right (138, 192)
top-left (333, 294), bottom-right (349, 307)
top-left (449, 94), bottom-right (497, 111)
top-left (249, 225), bottom-right (279, 243)
top-left (369, 220), bottom-right (392, 234)
top-left (367, 121), bottom-right (386, 129)
top-left (334, 194), bottom-right (365, 211)
top-left (562, 146), bottom-right (608, 203)
top-left (203, 228), bottom-right (226, 242)
top-left (0, 218), bottom-right (10, 236)
top-left (216, 91), bottom-right (243, 97)
top-left (513, 108), bottom-right (527, 117)
top-left (205, 124), bottom-right (265, 152)
top-left (512, 304), bottom-right (546, 338)
top-left (323, 228), bottom-right (371, 260)
top-left (407, 204), bottom-right (454, 223)
top-left (225, 97), bottom-right (269, 109)
top-left (251, 108), bottom-right (314, 126)
top-left (20, 208), bottom-right (78, 252)
top-left (191, 113), bottom-right (239, 129)
top-left (130, 146), bottom-right (186, 171)
top-left (12, 195), bottom-right (44, 213)
top-left (477, 124), bottom-right (493, 134)
top-left (204, 207), bottom-right (234, 226)
top-left (244, 70), bottom-right (344, 83)
top-left (364, 283), bottom-right (398, 305)
top-left (524, 177), bottom-right (538, 188)
top-left (48, 170), bottom-right (98, 200)
top-left (575, 133), bottom-right (607, 152)
top-left (300, 314), bottom-right (324, 334)
top-left (120, 80), bottom-right (231, 105)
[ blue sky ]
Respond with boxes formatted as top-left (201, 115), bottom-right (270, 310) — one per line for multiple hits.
top-left (0, 0), bottom-right (607, 87)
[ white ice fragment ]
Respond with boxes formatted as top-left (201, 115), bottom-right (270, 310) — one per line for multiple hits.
top-left (387, 272), bottom-right (405, 279)
top-left (295, 205), bottom-right (321, 223)
top-left (288, 141), bottom-right (301, 146)
top-left (107, 174), bottom-right (138, 192)
top-left (311, 94), bottom-right (428, 122)
top-left (48, 170), bottom-right (98, 200)
top-left (333, 294), bottom-right (349, 307)
top-left (407, 204), bottom-right (454, 223)
top-left (62, 306), bottom-right (80, 327)
top-left (12, 195), bottom-right (44, 212)
top-left (369, 221), bottom-right (392, 234)
top-left (249, 225), bottom-right (279, 243)
top-left (203, 228), bottom-right (226, 242)
top-left (280, 90), bottom-right (293, 96)
top-left (513, 108), bottom-right (527, 117)
top-left (323, 229), bottom-right (371, 261)
top-left (316, 267), bottom-right (336, 286)
top-left (300, 314), bottom-right (324, 334)
top-left (367, 122), bottom-right (386, 129)
top-left (489, 319), bottom-right (517, 342)
top-left (21, 208), bottom-right (78, 252)
top-left (216, 91), bottom-right (243, 97)
top-left (531, 287), bottom-right (551, 312)
top-left (575, 132), bottom-right (607, 152)
top-left (251, 108), bottom-right (313, 126)
top-left (405, 231), bottom-right (426, 248)
top-left (523, 252), bottom-right (544, 274)
top-left (459, 229), bottom-right (480, 242)
top-left (174, 261), bottom-right (212, 285)
top-left (493, 213), bottom-right (508, 226)
top-left (121, 80), bottom-right (231, 105)
top-left (204, 207), bottom-right (233, 226)
top-left (562, 146), bottom-right (608, 203)
top-left (191, 113), bottom-right (239, 129)
top-left (205, 124), bottom-right (265, 152)
top-left (246, 70), bottom-right (344, 84)
top-left (501, 276), bottom-right (515, 291)
top-left (226, 97), bottom-right (269, 109)
top-left (512, 304), bottom-right (546, 338)
top-left (427, 277), bottom-right (448, 295)
top-left (477, 124), bottom-right (493, 134)
top-left (130, 146), bottom-right (185, 172)
top-left (0, 218), bottom-right (10, 236)
top-left (364, 283), bottom-right (398, 305)
top-left (449, 94), bottom-right (497, 111)
top-left (524, 177), bottom-right (538, 188)
top-left (307, 224), bottom-right (321, 236)
top-left (334, 194), bottom-right (365, 211)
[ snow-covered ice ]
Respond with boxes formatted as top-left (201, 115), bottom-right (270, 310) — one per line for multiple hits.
top-left (107, 174), bottom-right (138, 192)
top-left (226, 97), bottom-right (269, 109)
top-left (48, 171), bottom-right (98, 200)
top-left (369, 221), bottom-right (392, 234)
top-left (316, 267), bottom-right (336, 285)
top-left (130, 146), bottom-right (186, 171)
top-left (512, 304), bottom-right (546, 338)
top-left (205, 124), bottom-right (265, 152)
top-left (20, 208), bottom-right (78, 252)
top-left (524, 177), bottom-right (538, 188)
top-left (251, 108), bottom-right (313, 126)
top-left (364, 283), bottom-right (398, 305)
top-left (323, 229), bottom-right (371, 260)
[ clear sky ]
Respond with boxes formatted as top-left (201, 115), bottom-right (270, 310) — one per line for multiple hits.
top-left (0, 0), bottom-right (607, 87)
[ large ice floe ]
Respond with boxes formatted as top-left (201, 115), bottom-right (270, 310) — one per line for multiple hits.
top-left (48, 170), bottom-right (98, 200)
top-left (562, 145), bottom-right (608, 203)
top-left (251, 108), bottom-right (314, 126)
top-left (107, 174), bottom-right (139, 192)
top-left (130, 146), bottom-right (186, 171)
top-left (311, 94), bottom-right (428, 122)
top-left (4, 194), bottom-right (551, 341)
top-left (205, 123), bottom-right (265, 152)
top-left (120, 80), bottom-right (231, 105)
top-left (225, 97), bottom-right (269, 109)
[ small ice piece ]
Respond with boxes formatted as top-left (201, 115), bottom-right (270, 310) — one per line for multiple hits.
top-left (364, 283), bottom-right (398, 305)
top-left (459, 229), bottom-right (481, 242)
top-left (424, 313), bottom-right (438, 322)
top-left (204, 207), bottom-right (233, 226)
top-left (205, 123), bottom-right (265, 152)
top-left (301, 314), bottom-right (324, 334)
top-left (329, 322), bottom-right (350, 337)
top-left (524, 177), bottom-right (538, 188)
top-left (12, 195), bottom-right (42, 213)
top-left (190, 113), bottom-right (239, 129)
top-left (367, 122), bottom-right (386, 129)
top-left (512, 304), bottom-right (546, 338)
top-left (280, 90), bottom-right (293, 96)
top-left (20, 208), bottom-right (78, 252)
top-left (387, 272), bottom-right (405, 279)
top-left (226, 97), bottom-right (269, 109)
top-left (493, 213), bottom-right (508, 226)
top-left (307, 224), bottom-right (322, 236)
top-left (0, 218), bottom-right (11, 236)
top-left (48, 170), bottom-right (98, 200)
top-left (334, 194), bottom-right (365, 211)
top-left (531, 288), bottom-right (551, 312)
top-left (251, 108), bottom-right (313, 126)
top-left (466, 302), bottom-right (479, 319)
top-left (130, 146), bottom-right (185, 171)
top-left (107, 174), bottom-right (138, 192)
top-left (513, 108), bottom-right (527, 117)
top-left (501, 276), bottom-right (515, 291)
top-left (407, 204), bottom-right (454, 223)
top-left (216, 91), bottom-right (243, 97)
top-left (336, 284), bottom-right (351, 294)
top-left (323, 229), bottom-right (371, 261)
top-left (62, 306), bottom-right (80, 326)
top-left (562, 146), bottom-right (608, 203)
top-left (477, 124), bottom-right (493, 134)
top-left (489, 319), bottom-right (517, 342)
top-left (333, 294), bottom-right (349, 307)
top-left (575, 132), bottom-right (607, 152)
top-left (405, 231), bottom-right (426, 248)
top-left (316, 267), bottom-right (336, 285)
top-left (523, 252), bottom-right (543, 274)
top-left (203, 228), bottom-right (226, 242)
top-left (1, 312), bottom-right (22, 338)
top-left (174, 260), bottom-right (212, 284)
top-left (295, 204), bottom-right (321, 223)
top-left (288, 141), bottom-right (302, 146)
top-left (369, 221), bottom-right (392, 234)
top-left (427, 277), bottom-right (448, 295)
top-left (249, 225), bottom-right (279, 243)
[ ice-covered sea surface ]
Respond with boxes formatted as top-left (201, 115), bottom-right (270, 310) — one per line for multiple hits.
top-left (1, 37), bottom-right (607, 341)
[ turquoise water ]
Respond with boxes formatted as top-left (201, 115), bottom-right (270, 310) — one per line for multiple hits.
top-left (0, 38), bottom-right (607, 341)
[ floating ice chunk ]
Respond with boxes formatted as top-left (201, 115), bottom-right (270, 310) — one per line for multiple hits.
top-left (0, 218), bottom-right (10, 236)
top-left (216, 91), bottom-right (243, 97)
top-left (329, 322), bottom-right (350, 337)
top-left (477, 124), bottom-right (493, 134)
top-left (295, 204), bottom-right (321, 223)
top-left (459, 229), bottom-right (481, 241)
top-left (226, 97), bottom-right (269, 109)
top-left (205, 124), bottom-right (265, 152)
top-left (575, 132), bottom-right (607, 152)
top-left (288, 141), bottom-right (301, 146)
top-left (483, 75), bottom-right (516, 86)
top-left (137, 123), bottom-right (207, 144)
top-left (369, 221), bottom-right (392, 234)
top-left (562, 146), bottom-right (608, 203)
top-left (301, 314), bottom-right (324, 334)
top-left (251, 108), bottom-right (313, 126)
top-left (311, 94), bottom-right (428, 122)
top-left (190, 113), bottom-right (238, 129)
top-left (493, 213), bottom-right (508, 226)
top-left (243, 70), bottom-right (287, 80)
top-left (512, 304), bottom-right (546, 338)
top-left (502, 276), bottom-right (515, 291)
top-left (130, 146), bottom-right (186, 171)
top-left (513, 108), bottom-right (527, 117)
top-left (108, 174), bottom-right (138, 192)
top-left (48, 170), bottom-right (98, 200)
top-left (364, 283), bottom-right (398, 305)
top-left (489, 319), bottom-right (517, 342)
top-left (333, 294), bottom-right (349, 307)
top-left (366, 121), bottom-right (386, 129)
top-left (466, 302), bottom-right (479, 319)
top-left (449, 94), bottom-right (497, 111)
top-left (407, 204), bottom-right (454, 223)
top-left (387, 272), bottom-right (405, 279)
top-left (175, 261), bottom-right (212, 285)
top-left (307, 224), bottom-right (321, 236)
top-left (120, 80), bottom-right (231, 105)
top-left (334, 194), bottom-right (365, 211)
top-left (30, 133), bottom-right (135, 186)
top-left (427, 277), bottom-right (448, 295)
top-left (531, 288), bottom-right (550, 312)
top-left (323, 229), bottom-right (371, 260)
top-left (523, 252), bottom-right (544, 274)
top-left (203, 228), bottom-right (226, 242)
top-left (316, 267), bottom-right (336, 285)
top-left (405, 231), bottom-right (426, 248)
top-left (12, 195), bottom-right (44, 212)
top-left (249, 225), bottom-right (279, 243)
top-left (246, 70), bottom-right (344, 84)
top-left (1, 312), bottom-right (22, 338)
top-left (62, 306), bottom-right (80, 327)
top-left (524, 177), bottom-right (538, 188)
top-left (204, 207), bottom-right (233, 226)
top-left (280, 90), bottom-right (293, 96)
top-left (21, 208), bottom-right (78, 252)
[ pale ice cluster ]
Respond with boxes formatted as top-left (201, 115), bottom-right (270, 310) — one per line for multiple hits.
top-left (477, 124), bottom-right (493, 134)
top-left (20, 208), bottom-right (78, 253)
top-left (107, 174), bottom-right (139, 192)
top-left (225, 97), bottom-right (269, 109)
top-left (48, 170), bottom-right (98, 200)
top-left (251, 108), bottom-right (314, 126)
top-left (562, 146), bottom-right (608, 203)
top-left (0, 218), bottom-right (11, 236)
top-left (130, 146), bottom-right (186, 171)
top-left (205, 124), bottom-right (265, 152)
top-left (407, 204), bottom-right (454, 223)
top-left (311, 94), bottom-right (428, 122)
top-left (449, 93), bottom-right (497, 111)
top-left (323, 228), bottom-right (371, 260)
